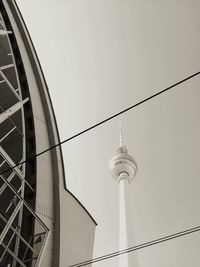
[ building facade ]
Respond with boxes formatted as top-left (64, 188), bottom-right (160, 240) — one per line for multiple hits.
top-left (0, 0), bottom-right (96, 266)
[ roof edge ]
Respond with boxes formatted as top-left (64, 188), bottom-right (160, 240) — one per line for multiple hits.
top-left (66, 189), bottom-right (98, 226)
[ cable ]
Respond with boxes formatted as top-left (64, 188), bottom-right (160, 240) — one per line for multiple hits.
top-left (0, 70), bottom-right (200, 176)
top-left (69, 225), bottom-right (200, 266)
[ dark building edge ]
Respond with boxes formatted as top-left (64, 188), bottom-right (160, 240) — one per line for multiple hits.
top-left (0, 1), bottom-right (37, 262)
top-left (3, 0), bottom-right (97, 264)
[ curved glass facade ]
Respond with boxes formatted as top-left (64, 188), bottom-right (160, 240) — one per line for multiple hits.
top-left (0, 5), bottom-right (48, 267)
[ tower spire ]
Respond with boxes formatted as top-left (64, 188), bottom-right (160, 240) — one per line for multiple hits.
top-left (119, 120), bottom-right (124, 146)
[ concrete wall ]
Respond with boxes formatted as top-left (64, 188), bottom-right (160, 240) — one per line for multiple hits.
top-left (3, 1), bottom-right (96, 266)
top-left (60, 190), bottom-right (96, 266)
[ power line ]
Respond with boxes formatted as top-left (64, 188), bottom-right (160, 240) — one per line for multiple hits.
top-left (69, 225), bottom-right (200, 266)
top-left (0, 70), bottom-right (200, 176)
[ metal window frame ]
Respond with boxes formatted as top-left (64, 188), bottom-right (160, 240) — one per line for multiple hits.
top-left (0, 9), bottom-right (49, 267)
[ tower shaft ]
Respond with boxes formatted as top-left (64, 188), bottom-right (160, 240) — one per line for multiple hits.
top-left (109, 123), bottom-right (138, 267)
top-left (119, 178), bottom-right (129, 267)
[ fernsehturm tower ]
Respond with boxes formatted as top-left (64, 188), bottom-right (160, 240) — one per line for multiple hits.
top-left (109, 123), bottom-right (137, 267)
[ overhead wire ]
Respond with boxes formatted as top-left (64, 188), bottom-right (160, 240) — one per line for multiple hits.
top-left (0, 70), bottom-right (200, 176)
top-left (69, 225), bottom-right (200, 266)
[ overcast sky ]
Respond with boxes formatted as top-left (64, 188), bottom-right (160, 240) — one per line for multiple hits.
top-left (16, 1), bottom-right (200, 266)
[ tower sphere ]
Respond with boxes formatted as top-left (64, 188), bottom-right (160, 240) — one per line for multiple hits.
top-left (109, 144), bottom-right (138, 183)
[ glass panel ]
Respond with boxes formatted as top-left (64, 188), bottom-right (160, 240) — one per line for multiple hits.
top-left (10, 175), bottom-right (22, 194)
top-left (1, 128), bottom-right (23, 164)
top-left (32, 220), bottom-right (46, 256)
top-left (17, 238), bottom-right (38, 266)
top-left (0, 79), bottom-right (18, 112)
top-left (0, 35), bottom-right (12, 67)
top-left (0, 154), bottom-right (4, 164)
top-left (0, 249), bottom-right (14, 267)
top-left (0, 163), bottom-right (13, 179)
top-left (3, 226), bottom-right (17, 247)
top-left (19, 205), bottom-right (48, 266)
top-left (0, 181), bottom-right (20, 217)
top-left (0, 213), bottom-right (7, 233)
top-left (0, 244), bottom-right (6, 261)
top-left (3, 227), bottom-right (37, 264)
top-left (0, 203), bottom-right (48, 267)
top-left (0, 118), bottom-right (15, 140)
top-left (10, 110), bottom-right (23, 135)
top-left (2, 67), bottom-right (18, 90)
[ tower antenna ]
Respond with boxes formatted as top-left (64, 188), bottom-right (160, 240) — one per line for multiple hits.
top-left (119, 120), bottom-right (124, 146)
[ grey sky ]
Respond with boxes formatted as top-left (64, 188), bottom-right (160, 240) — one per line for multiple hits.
top-left (16, 0), bottom-right (200, 266)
